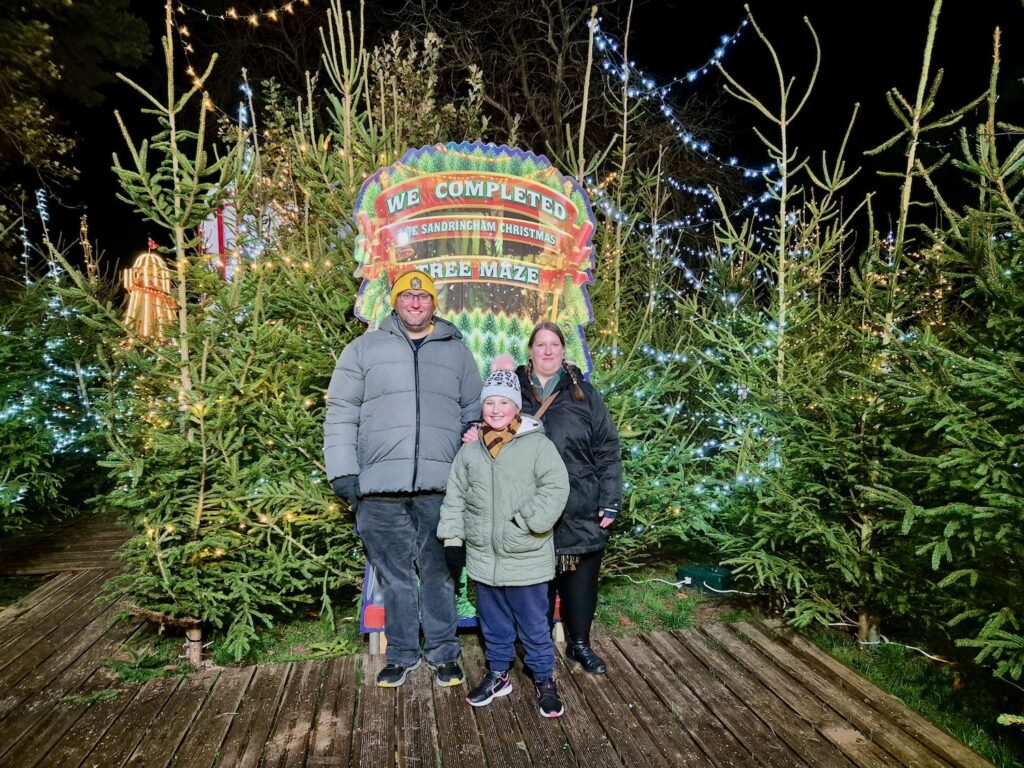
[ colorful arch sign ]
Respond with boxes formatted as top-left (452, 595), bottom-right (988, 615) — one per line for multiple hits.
top-left (353, 141), bottom-right (598, 377)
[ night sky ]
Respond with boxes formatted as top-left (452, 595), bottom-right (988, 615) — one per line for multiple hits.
top-left (631, 0), bottom-right (1024, 233)
top-left (633, 0), bottom-right (1024, 159)
top-left (62, 0), bottom-right (1024, 272)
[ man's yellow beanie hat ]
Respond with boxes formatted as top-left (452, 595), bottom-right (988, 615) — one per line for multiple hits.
top-left (389, 269), bottom-right (437, 308)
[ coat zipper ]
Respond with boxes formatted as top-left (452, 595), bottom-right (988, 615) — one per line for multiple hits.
top-left (485, 426), bottom-right (528, 584)
top-left (490, 452), bottom-right (498, 584)
top-left (411, 341), bottom-right (422, 490)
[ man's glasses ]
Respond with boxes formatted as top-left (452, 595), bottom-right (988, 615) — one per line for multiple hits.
top-left (397, 292), bottom-right (433, 305)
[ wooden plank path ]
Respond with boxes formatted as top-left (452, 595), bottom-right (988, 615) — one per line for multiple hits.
top-left (0, 516), bottom-right (995, 767)
top-left (0, 512), bottom-right (131, 575)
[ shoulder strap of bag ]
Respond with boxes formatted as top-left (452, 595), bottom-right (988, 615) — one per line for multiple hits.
top-left (533, 390), bottom-right (560, 421)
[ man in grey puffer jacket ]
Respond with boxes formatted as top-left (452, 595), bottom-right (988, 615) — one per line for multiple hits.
top-left (325, 269), bottom-right (482, 687)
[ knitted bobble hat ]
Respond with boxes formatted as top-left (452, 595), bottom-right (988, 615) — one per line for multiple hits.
top-left (480, 354), bottom-right (522, 410)
top-left (389, 269), bottom-right (437, 307)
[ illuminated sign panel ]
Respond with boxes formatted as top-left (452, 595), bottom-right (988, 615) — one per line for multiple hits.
top-left (353, 142), bottom-right (598, 376)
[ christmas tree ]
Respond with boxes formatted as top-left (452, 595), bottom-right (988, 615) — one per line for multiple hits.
top-left (867, 52), bottom-right (1024, 681)
top-left (0, 230), bottom-right (110, 532)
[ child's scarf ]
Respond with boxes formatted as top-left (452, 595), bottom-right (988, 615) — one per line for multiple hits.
top-left (480, 414), bottom-right (522, 459)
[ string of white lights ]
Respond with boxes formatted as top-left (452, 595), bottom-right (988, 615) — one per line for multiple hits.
top-left (592, 16), bottom-right (772, 179)
top-left (581, 15), bottom-right (782, 302)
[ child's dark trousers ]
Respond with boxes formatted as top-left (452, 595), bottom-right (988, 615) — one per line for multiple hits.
top-left (475, 582), bottom-right (554, 680)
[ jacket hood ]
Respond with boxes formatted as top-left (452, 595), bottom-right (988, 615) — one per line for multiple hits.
top-left (514, 414), bottom-right (544, 436)
top-left (476, 413), bottom-right (544, 452)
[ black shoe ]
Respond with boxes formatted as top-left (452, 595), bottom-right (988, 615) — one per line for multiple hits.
top-left (535, 679), bottom-right (564, 718)
top-left (466, 669), bottom-right (512, 706)
top-left (566, 641), bottom-right (607, 674)
top-left (431, 661), bottom-right (465, 687)
top-left (376, 658), bottom-right (421, 687)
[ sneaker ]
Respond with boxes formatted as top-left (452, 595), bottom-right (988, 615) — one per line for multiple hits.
top-left (376, 658), bottom-right (421, 687)
top-left (466, 670), bottom-right (512, 706)
top-left (432, 661), bottom-right (465, 687)
top-left (535, 679), bottom-right (564, 718)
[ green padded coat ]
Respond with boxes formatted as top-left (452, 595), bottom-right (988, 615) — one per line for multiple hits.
top-left (437, 415), bottom-right (570, 587)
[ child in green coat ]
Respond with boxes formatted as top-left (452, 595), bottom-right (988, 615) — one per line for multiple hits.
top-left (438, 356), bottom-right (570, 717)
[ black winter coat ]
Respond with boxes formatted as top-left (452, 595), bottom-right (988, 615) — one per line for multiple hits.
top-left (516, 365), bottom-right (623, 555)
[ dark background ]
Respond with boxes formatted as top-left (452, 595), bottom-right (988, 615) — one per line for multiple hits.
top-left (60, 0), bottom-right (1024, 273)
top-left (630, 0), bottom-right (1024, 235)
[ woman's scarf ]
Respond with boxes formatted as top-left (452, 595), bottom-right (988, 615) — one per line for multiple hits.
top-left (531, 367), bottom-right (563, 399)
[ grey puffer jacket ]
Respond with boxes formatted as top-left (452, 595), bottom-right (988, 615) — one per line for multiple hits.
top-left (324, 314), bottom-right (483, 494)
top-left (437, 416), bottom-right (570, 587)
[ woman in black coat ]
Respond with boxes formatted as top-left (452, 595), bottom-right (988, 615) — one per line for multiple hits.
top-left (516, 322), bottom-right (623, 674)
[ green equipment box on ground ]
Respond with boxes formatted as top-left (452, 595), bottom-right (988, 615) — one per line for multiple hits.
top-left (676, 564), bottom-right (732, 594)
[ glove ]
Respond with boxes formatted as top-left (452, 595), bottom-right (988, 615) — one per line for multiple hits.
top-left (331, 475), bottom-right (360, 509)
top-left (444, 545), bottom-right (466, 582)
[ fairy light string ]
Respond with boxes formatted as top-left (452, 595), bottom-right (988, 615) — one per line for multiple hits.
top-left (167, 2), bottom-right (286, 278)
top-left (174, 0), bottom-right (311, 25)
top-left (170, 0), bottom-right (314, 123)
top-left (19, 222), bottom-right (32, 284)
top-left (583, 14), bottom-right (778, 320)
top-left (0, 190), bottom-right (104, 471)
top-left (592, 16), bottom-right (771, 179)
top-left (580, 18), bottom-right (813, 524)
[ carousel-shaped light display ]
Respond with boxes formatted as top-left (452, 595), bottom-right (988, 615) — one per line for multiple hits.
top-left (122, 249), bottom-right (176, 339)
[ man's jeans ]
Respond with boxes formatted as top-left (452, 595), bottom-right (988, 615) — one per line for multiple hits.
top-left (356, 493), bottom-right (460, 667)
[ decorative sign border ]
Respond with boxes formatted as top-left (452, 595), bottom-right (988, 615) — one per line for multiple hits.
top-left (353, 141), bottom-right (598, 377)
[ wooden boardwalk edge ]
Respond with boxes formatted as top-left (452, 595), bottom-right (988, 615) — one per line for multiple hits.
top-left (0, 515), bottom-right (999, 768)
top-left (757, 619), bottom-right (994, 768)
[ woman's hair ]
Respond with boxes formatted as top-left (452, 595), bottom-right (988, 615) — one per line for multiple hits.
top-left (526, 321), bottom-right (584, 402)
top-left (527, 321), bottom-right (564, 348)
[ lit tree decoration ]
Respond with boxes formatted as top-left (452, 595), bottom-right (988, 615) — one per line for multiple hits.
top-left (122, 246), bottom-right (176, 339)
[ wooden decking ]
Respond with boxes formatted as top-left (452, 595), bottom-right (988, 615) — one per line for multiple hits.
top-left (0, 515), bottom-right (995, 767)
top-left (0, 513), bottom-right (130, 574)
